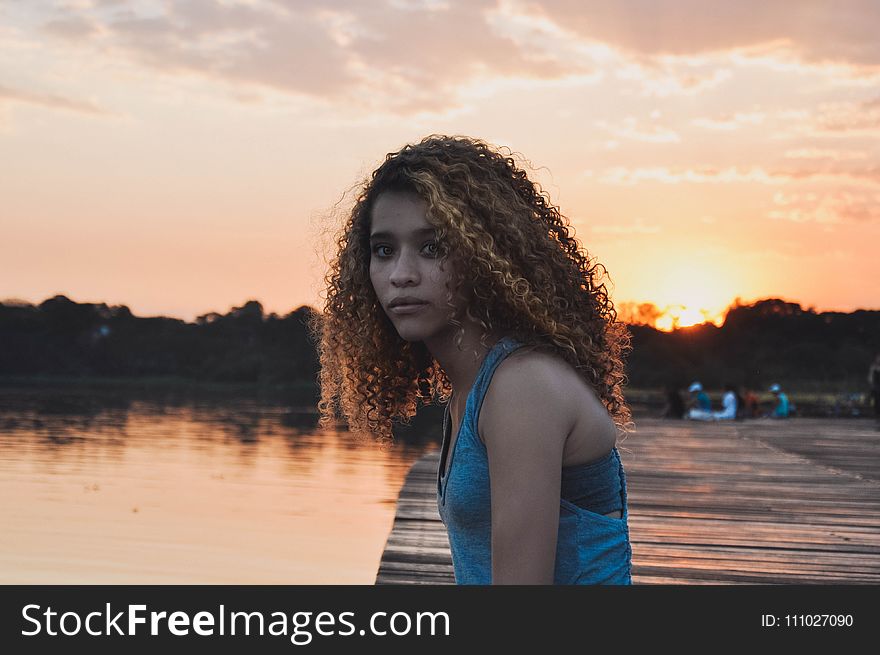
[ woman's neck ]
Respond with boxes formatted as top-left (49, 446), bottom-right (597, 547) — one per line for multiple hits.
top-left (424, 324), bottom-right (506, 401)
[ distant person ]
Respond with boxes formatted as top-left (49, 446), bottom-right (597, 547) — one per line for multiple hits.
top-left (869, 353), bottom-right (880, 429)
top-left (689, 382), bottom-right (711, 411)
top-left (713, 384), bottom-right (738, 421)
top-left (743, 388), bottom-right (760, 418)
top-left (661, 384), bottom-right (686, 419)
top-left (769, 384), bottom-right (790, 418)
top-left (686, 381), bottom-right (713, 420)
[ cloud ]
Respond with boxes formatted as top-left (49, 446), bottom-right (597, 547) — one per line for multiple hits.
top-left (42, 16), bottom-right (100, 39)
top-left (596, 164), bottom-right (880, 188)
top-left (768, 189), bottom-right (880, 224)
top-left (32, 0), bottom-right (572, 115)
top-left (597, 165), bottom-right (782, 185)
top-left (615, 59), bottom-right (732, 97)
top-left (691, 111), bottom-right (765, 131)
top-left (23, 1), bottom-right (880, 117)
top-left (528, 0), bottom-right (880, 70)
top-left (783, 148), bottom-right (868, 161)
top-left (98, 1), bottom-right (356, 98)
top-left (773, 165), bottom-right (880, 189)
top-left (594, 115), bottom-right (680, 142)
top-left (0, 83), bottom-right (111, 116)
top-left (812, 96), bottom-right (880, 134)
top-left (487, 2), bottom-right (737, 98)
top-left (767, 96), bottom-right (880, 139)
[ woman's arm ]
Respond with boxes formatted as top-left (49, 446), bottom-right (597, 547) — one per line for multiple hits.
top-left (481, 354), bottom-right (576, 585)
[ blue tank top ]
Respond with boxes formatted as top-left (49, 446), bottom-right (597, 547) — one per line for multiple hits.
top-left (437, 336), bottom-right (632, 585)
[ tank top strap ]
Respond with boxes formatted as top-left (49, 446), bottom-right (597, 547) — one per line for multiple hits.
top-left (463, 336), bottom-right (525, 439)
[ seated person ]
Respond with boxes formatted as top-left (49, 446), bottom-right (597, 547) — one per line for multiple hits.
top-left (687, 382), bottom-right (713, 420)
top-left (769, 384), bottom-right (790, 418)
top-left (713, 384), bottom-right (738, 421)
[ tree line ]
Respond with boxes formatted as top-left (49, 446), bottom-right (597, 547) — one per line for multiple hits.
top-left (0, 296), bottom-right (319, 386)
top-left (1, 295), bottom-right (877, 393)
top-left (627, 298), bottom-right (879, 392)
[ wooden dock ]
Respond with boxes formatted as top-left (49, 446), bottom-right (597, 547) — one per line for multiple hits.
top-left (376, 418), bottom-right (880, 584)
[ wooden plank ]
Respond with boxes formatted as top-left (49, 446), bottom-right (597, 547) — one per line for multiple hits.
top-left (376, 418), bottom-right (880, 584)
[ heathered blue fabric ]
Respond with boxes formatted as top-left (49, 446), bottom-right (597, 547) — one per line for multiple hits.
top-left (437, 336), bottom-right (633, 585)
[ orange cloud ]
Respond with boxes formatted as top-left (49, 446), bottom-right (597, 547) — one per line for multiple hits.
top-left (783, 148), bottom-right (869, 161)
top-left (0, 83), bottom-right (111, 116)
top-left (691, 111), bottom-right (765, 130)
top-left (594, 115), bottom-right (680, 142)
top-left (27, 1), bottom-right (880, 117)
top-left (813, 96), bottom-right (880, 134)
top-left (597, 166), bottom-right (782, 185)
top-left (528, 0), bottom-right (880, 69)
top-left (596, 165), bottom-right (880, 190)
top-left (34, 0), bottom-right (570, 114)
top-left (771, 97), bottom-right (880, 138)
top-left (769, 190), bottom-right (880, 224)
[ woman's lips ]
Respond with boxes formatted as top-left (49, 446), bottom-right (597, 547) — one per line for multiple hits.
top-left (389, 302), bottom-right (429, 315)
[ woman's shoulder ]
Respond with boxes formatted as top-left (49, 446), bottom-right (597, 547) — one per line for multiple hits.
top-left (499, 343), bottom-right (573, 384)
top-left (479, 343), bottom-right (605, 443)
top-left (499, 342), bottom-right (590, 392)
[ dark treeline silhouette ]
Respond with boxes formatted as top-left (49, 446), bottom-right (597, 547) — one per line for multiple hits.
top-left (627, 298), bottom-right (880, 392)
top-left (1, 296), bottom-right (877, 393)
top-left (0, 295), bottom-right (319, 385)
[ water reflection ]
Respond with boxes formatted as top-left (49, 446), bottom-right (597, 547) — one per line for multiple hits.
top-left (0, 382), bottom-right (444, 584)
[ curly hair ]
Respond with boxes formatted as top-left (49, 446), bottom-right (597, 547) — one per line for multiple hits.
top-left (308, 134), bottom-right (632, 443)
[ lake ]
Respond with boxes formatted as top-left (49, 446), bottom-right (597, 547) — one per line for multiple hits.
top-left (0, 382), bottom-right (442, 584)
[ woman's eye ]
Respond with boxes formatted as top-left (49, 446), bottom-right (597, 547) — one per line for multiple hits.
top-left (372, 242), bottom-right (439, 258)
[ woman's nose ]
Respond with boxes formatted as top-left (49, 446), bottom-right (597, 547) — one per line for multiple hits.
top-left (389, 252), bottom-right (420, 286)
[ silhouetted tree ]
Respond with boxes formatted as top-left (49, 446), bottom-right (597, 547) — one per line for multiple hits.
top-left (626, 298), bottom-right (879, 391)
top-left (0, 297), bottom-right (318, 385)
top-left (1, 296), bottom-right (876, 392)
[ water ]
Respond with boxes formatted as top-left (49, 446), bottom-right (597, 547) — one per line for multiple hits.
top-left (0, 383), bottom-right (441, 584)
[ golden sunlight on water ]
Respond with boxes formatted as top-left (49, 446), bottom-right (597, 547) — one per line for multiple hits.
top-left (0, 390), bottom-right (435, 584)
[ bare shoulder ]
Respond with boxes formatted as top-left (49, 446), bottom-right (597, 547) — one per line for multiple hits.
top-left (478, 346), bottom-right (578, 446)
top-left (479, 345), bottom-right (617, 456)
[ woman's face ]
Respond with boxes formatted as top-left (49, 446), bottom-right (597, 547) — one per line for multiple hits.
top-left (369, 190), bottom-right (462, 343)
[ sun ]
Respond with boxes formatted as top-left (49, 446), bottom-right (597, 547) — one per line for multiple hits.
top-left (633, 260), bottom-right (736, 331)
top-left (655, 305), bottom-right (724, 331)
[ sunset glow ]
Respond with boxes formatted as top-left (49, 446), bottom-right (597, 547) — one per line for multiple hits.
top-left (1, 1), bottom-right (878, 322)
top-left (655, 306), bottom-right (724, 332)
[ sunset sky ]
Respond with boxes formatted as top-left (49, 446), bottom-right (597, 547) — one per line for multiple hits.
top-left (2, 0), bottom-right (879, 328)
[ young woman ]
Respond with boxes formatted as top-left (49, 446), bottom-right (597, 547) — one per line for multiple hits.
top-left (310, 135), bottom-right (633, 584)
